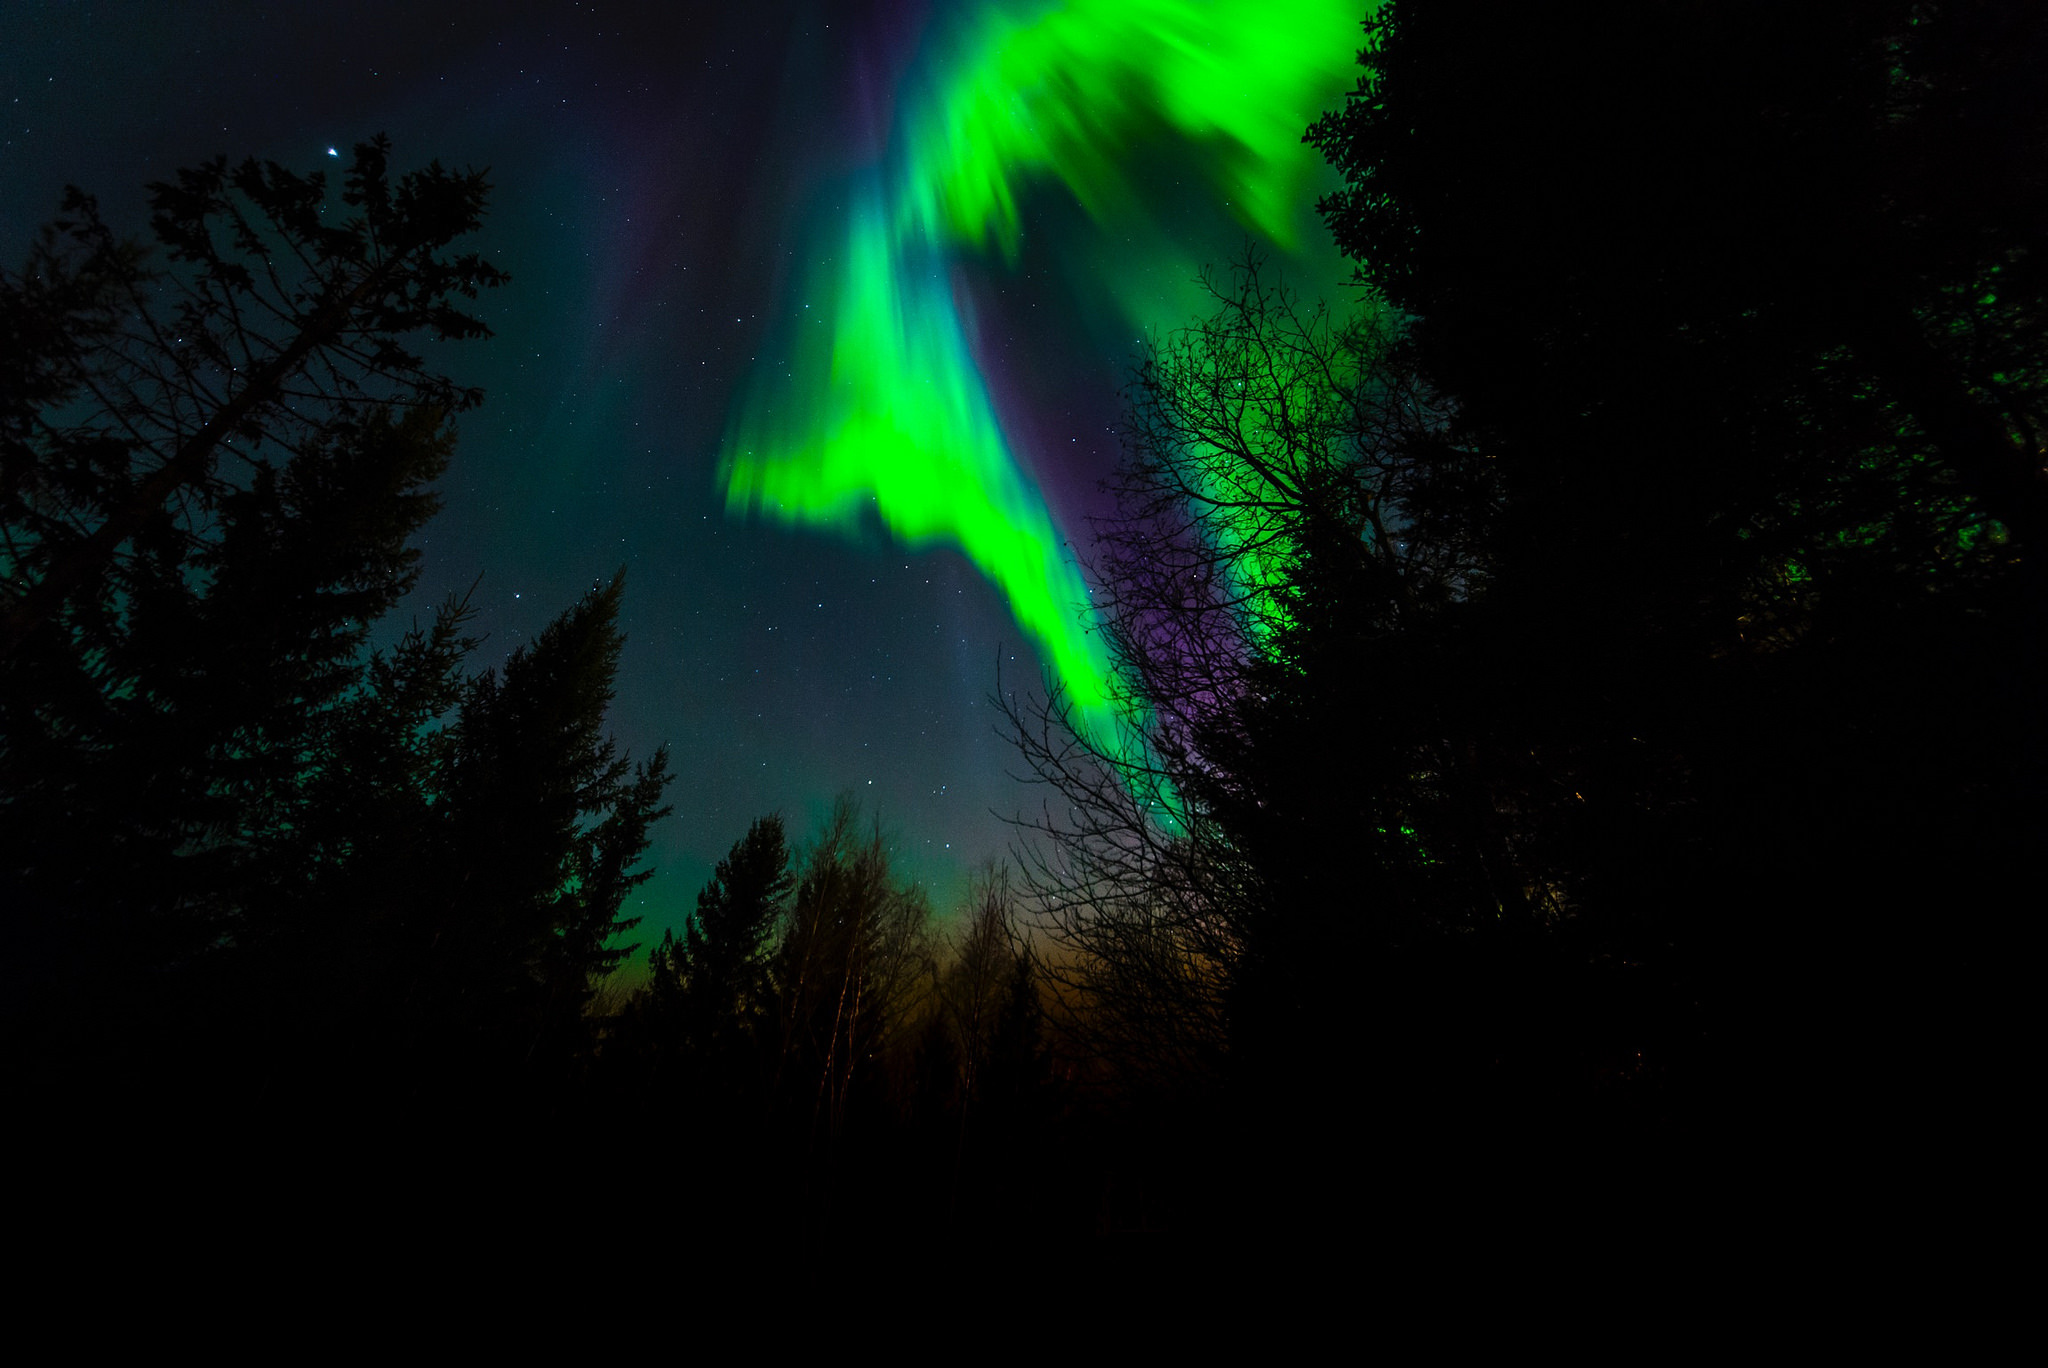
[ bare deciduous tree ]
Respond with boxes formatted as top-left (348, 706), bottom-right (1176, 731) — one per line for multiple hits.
top-left (1002, 252), bottom-right (1488, 1089)
top-left (771, 796), bottom-right (934, 1143)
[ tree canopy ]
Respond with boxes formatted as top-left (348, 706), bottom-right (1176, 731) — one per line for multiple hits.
top-left (1, 143), bottom-right (665, 1111)
top-left (1308, 0), bottom-right (2047, 577)
top-left (1, 135), bottom-right (507, 654)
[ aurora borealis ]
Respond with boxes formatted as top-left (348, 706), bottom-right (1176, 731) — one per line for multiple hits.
top-left (724, 0), bottom-right (1363, 762)
top-left (1, 0), bottom-right (1366, 944)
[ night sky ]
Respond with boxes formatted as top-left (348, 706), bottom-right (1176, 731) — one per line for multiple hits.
top-left (1, 0), bottom-right (1364, 951)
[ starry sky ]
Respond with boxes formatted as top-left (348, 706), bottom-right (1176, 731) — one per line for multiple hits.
top-left (1, 0), bottom-right (1365, 950)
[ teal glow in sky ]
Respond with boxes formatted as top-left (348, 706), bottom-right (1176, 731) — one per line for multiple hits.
top-left (0, 0), bottom-right (1377, 938)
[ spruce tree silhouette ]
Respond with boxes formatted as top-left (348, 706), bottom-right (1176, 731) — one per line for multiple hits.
top-left (426, 571), bottom-right (672, 1076)
top-left (1308, 0), bottom-right (2047, 1151)
top-left (1, 148), bottom-right (674, 1125)
top-left (1309, 1), bottom-right (2045, 588)
top-left (640, 813), bottom-right (792, 1076)
top-left (1, 136), bottom-right (506, 655)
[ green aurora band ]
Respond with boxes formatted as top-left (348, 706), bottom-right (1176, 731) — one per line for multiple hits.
top-left (721, 0), bottom-right (1369, 779)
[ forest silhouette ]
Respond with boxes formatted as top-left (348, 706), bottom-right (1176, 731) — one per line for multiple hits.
top-left (3, 2), bottom-right (2038, 1246)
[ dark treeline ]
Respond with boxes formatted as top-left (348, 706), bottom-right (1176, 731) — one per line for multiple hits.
top-left (0, 137), bottom-right (1068, 1241)
top-left (1300, 0), bottom-right (2045, 1172)
top-left (0, 141), bottom-right (670, 1127)
top-left (5, 1), bottom-right (2041, 1246)
top-left (1010, 0), bottom-right (2041, 1230)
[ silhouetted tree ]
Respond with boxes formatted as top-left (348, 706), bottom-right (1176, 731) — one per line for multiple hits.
top-left (937, 865), bottom-right (1025, 1109)
top-left (1310, 0), bottom-right (2046, 561)
top-left (893, 864), bottom-right (1055, 1233)
top-left (1004, 256), bottom-right (1514, 1098)
top-left (769, 797), bottom-right (933, 1146)
top-left (1, 402), bottom-right (463, 1058)
top-left (0, 147), bottom-right (672, 1110)
top-left (2, 138), bottom-right (503, 1014)
top-left (1306, 0), bottom-right (2047, 1137)
top-left (640, 814), bottom-right (793, 1071)
top-left (1, 136), bottom-right (506, 654)
top-left (424, 571), bottom-right (673, 1070)
top-left (916, 866), bottom-right (1044, 1132)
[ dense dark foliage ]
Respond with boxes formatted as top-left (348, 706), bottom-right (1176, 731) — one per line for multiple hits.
top-left (998, 0), bottom-right (2043, 1224)
top-left (1303, 0), bottom-right (2044, 1123)
top-left (2, 145), bottom-right (666, 1123)
top-left (1, 136), bottom-right (507, 655)
top-left (8, 4), bottom-right (2040, 1245)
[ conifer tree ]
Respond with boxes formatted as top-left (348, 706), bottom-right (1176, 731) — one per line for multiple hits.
top-left (1, 136), bottom-right (506, 654)
top-left (1, 137), bottom-right (505, 991)
top-left (1304, 0), bottom-right (2047, 1137)
top-left (422, 572), bottom-right (671, 1067)
top-left (644, 814), bottom-right (793, 1063)
top-left (1, 146), bottom-right (672, 1102)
